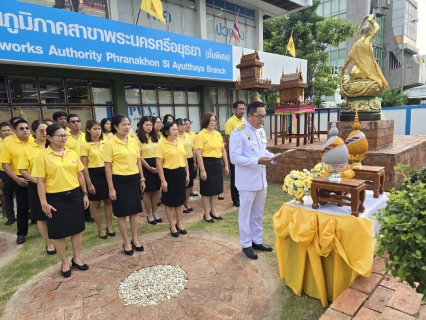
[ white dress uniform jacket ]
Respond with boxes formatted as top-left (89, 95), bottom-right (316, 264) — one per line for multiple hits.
top-left (229, 120), bottom-right (275, 191)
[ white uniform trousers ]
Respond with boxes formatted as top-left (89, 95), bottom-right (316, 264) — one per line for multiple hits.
top-left (238, 188), bottom-right (267, 248)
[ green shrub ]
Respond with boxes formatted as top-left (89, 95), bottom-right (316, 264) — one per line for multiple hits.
top-left (407, 98), bottom-right (422, 106)
top-left (375, 164), bottom-right (426, 296)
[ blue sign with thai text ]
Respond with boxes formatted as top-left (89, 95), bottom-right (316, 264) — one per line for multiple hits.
top-left (0, 1), bottom-right (233, 80)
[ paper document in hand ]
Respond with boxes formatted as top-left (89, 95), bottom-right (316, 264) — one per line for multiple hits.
top-left (272, 149), bottom-right (296, 161)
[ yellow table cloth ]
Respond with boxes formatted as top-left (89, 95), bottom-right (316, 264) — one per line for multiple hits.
top-left (273, 203), bottom-right (376, 307)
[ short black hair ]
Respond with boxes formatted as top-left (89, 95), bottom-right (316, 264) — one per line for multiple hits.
top-left (12, 119), bottom-right (28, 130)
top-left (110, 114), bottom-right (130, 135)
top-left (67, 114), bottom-right (79, 122)
top-left (52, 111), bottom-right (67, 121)
top-left (247, 101), bottom-right (265, 115)
top-left (0, 122), bottom-right (12, 130)
top-left (233, 100), bottom-right (246, 109)
top-left (162, 114), bottom-right (174, 125)
top-left (162, 121), bottom-right (176, 138)
top-left (9, 117), bottom-right (24, 126)
top-left (85, 120), bottom-right (103, 142)
top-left (100, 118), bottom-right (111, 133)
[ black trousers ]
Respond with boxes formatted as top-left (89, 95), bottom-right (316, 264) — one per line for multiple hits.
top-left (230, 162), bottom-right (239, 202)
top-left (0, 171), bottom-right (15, 220)
top-left (11, 178), bottom-right (29, 236)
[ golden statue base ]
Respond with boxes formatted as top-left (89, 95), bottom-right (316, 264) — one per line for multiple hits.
top-left (341, 97), bottom-right (382, 121)
top-left (341, 78), bottom-right (382, 98)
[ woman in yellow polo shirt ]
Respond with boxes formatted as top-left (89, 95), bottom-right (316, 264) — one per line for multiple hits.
top-left (153, 116), bottom-right (163, 139)
top-left (100, 118), bottom-right (111, 140)
top-left (81, 120), bottom-right (115, 240)
top-left (194, 112), bottom-right (229, 223)
top-left (103, 114), bottom-right (145, 256)
top-left (176, 118), bottom-right (196, 213)
top-left (18, 120), bottom-right (56, 255)
top-left (32, 124), bottom-right (89, 278)
top-left (155, 121), bottom-right (189, 237)
top-left (137, 116), bottom-right (162, 225)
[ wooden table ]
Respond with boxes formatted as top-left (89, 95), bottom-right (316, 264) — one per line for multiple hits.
top-left (311, 176), bottom-right (367, 217)
top-left (353, 166), bottom-right (385, 198)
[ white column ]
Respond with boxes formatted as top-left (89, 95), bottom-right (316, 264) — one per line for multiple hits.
top-left (255, 8), bottom-right (263, 51)
top-left (108, 0), bottom-right (119, 21)
top-left (195, 0), bottom-right (208, 39)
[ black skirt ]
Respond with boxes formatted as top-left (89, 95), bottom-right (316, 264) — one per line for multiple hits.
top-left (143, 158), bottom-right (160, 192)
top-left (200, 157), bottom-right (223, 196)
top-left (28, 182), bottom-right (46, 221)
top-left (46, 188), bottom-right (85, 239)
top-left (162, 167), bottom-right (186, 207)
top-left (88, 167), bottom-right (109, 201)
top-left (112, 174), bottom-right (142, 217)
top-left (186, 157), bottom-right (194, 189)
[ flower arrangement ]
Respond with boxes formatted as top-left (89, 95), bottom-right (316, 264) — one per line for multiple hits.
top-left (283, 169), bottom-right (313, 203)
top-left (310, 162), bottom-right (329, 177)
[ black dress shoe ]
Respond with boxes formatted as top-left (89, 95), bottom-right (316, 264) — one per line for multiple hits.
top-left (203, 215), bottom-right (214, 223)
top-left (147, 216), bottom-right (157, 225)
top-left (5, 218), bottom-right (16, 226)
top-left (106, 228), bottom-right (116, 237)
top-left (123, 244), bottom-right (133, 256)
top-left (190, 192), bottom-right (199, 197)
top-left (210, 212), bottom-right (223, 220)
top-left (252, 243), bottom-right (273, 252)
top-left (183, 209), bottom-right (190, 213)
top-left (187, 207), bottom-right (194, 212)
top-left (232, 201), bottom-right (240, 207)
top-left (170, 228), bottom-right (179, 237)
top-left (71, 258), bottom-right (89, 271)
top-left (218, 195), bottom-right (225, 200)
top-left (98, 232), bottom-right (108, 239)
top-left (175, 224), bottom-right (187, 234)
top-left (16, 235), bottom-right (25, 245)
top-left (61, 265), bottom-right (71, 278)
top-left (242, 247), bottom-right (258, 260)
top-left (46, 246), bottom-right (56, 255)
top-left (131, 240), bottom-right (144, 251)
top-left (154, 217), bottom-right (163, 223)
top-left (85, 216), bottom-right (95, 223)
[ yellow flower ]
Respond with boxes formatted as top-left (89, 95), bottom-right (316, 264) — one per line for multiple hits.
top-left (304, 179), bottom-right (311, 188)
top-left (297, 172), bottom-right (306, 179)
top-left (287, 178), bottom-right (294, 186)
top-left (283, 185), bottom-right (288, 192)
top-left (288, 188), bottom-right (295, 195)
top-left (295, 189), bottom-right (304, 199)
top-left (314, 163), bottom-right (322, 170)
top-left (295, 180), bottom-right (304, 188)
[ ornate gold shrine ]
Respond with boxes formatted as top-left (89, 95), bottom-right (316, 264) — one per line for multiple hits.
top-left (340, 14), bottom-right (389, 121)
top-left (235, 49), bottom-right (271, 91)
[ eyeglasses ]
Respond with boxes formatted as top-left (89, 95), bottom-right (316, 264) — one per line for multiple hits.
top-left (18, 126), bottom-right (30, 131)
top-left (70, 120), bottom-right (81, 124)
top-left (250, 114), bottom-right (266, 120)
top-left (53, 134), bottom-right (68, 139)
top-left (155, 121), bottom-right (162, 124)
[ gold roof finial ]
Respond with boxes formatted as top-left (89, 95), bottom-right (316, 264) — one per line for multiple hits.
top-left (241, 48), bottom-right (244, 57)
top-left (353, 110), bottom-right (361, 130)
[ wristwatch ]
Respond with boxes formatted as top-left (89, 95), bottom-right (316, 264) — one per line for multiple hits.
top-left (83, 191), bottom-right (89, 196)
top-left (140, 178), bottom-right (146, 181)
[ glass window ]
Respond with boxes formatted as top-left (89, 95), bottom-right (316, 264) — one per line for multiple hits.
top-left (0, 107), bottom-right (10, 121)
top-left (13, 107), bottom-right (41, 124)
top-left (66, 79), bottom-right (89, 104)
top-left (0, 76), bottom-right (8, 103)
top-left (38, 78), bottom-right (65, 104)
top-left (158, 85), bottom-right (173, 104)
top-left (206, 14), bottom-right (215, 41)
top-left (229, 89), bottom-right (237, 104)
top-left (141, 84), bottom-right (157, 104)
top-left (127, 106), bottom-right (143, 129)
top-left (175, 106), bottom-right (188, 119)
top-left (173, 85), bottom-right (187, 104)
top-left (9, 76), bottom-right (38, 104)
top-left (168, 4), bottom-right (183, 35)
top-left (69, 106), bottom-right (92, 130)
top-left (218, 105), bottom-right (228, 130)
top-left (125, 83), bottom-right (141, 105)
top-left (218, 88), bottom-right (227, 104)
top-left (209, 87), bottom-right (217, 104)
top-left (238, 90), bottom-right (248, 102)
top-left (187, 87), bottom-right (199, 104)
top-left (188, 107), bottom-right (201, 132)
top-left (182, 7), bottom-right (197, 37)
top-left (41, 106), bottom-right (67, 120)
top-left (159, 106), bottom-right (174, 118)
top-left (91, 81), bottom-right (112, 104)
top-left (94, 106), bottom-right (113, 122)
top-left (143, 106), bottom-right (159, 117)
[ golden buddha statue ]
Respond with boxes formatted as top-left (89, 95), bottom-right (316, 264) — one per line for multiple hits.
top-left (340, 14), bottom-right (389, 121)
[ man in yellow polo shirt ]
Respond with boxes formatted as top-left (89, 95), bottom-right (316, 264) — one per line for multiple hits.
top-left (224, 101), bottom-right (245, 207)
top-left (52, 111), bottom-right (68, 131)
top-left (0, 119), bottom-right (31, 244)
top-left (0, 122), bottom-right (15, 226)
top-left (66, 114), bottom-right (95, 223)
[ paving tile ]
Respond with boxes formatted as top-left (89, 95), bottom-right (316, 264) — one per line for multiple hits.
top-left (417, 305), bottom-right (426, 320)
top-left (387, 284), bottom-right (423, 315)
top-left (330, 288), bottom-right (368, 316)
top-left (363, 285), bottom-right (394, 313)
top-left (371, 258), bottom-right (386, 275)
top-left (380, 275), bottom-right (401, 290)
top-left (246, 296), bottom-right (267, 320)
top-left (352, 307), bottom-right (381, 319)
top-left (379, 307), bottom-right (416, 320)
top-left (319, 309), bottom-right (351, 320)
top-left (350, 273), bottom-right (383, 294)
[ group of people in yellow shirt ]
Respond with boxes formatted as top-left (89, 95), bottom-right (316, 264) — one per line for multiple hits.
top-left (0, 109), bottom-right (233, 277)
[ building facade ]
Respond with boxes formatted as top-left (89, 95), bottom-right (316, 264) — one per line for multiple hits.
top-left (0, 0), bottom-right (312, 132)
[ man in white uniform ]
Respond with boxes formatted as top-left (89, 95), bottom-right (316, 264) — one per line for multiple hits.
top-left (230, 101), bottom-right (276, 259)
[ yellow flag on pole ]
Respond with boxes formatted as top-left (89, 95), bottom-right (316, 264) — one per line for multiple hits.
top-left (140, 0), bottom-right (167, 24)
top-left (287, 31), bottom-right (296, 57)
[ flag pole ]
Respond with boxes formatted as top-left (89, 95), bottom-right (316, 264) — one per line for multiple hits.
top-left (136, 9), bottom-right (141, 25)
